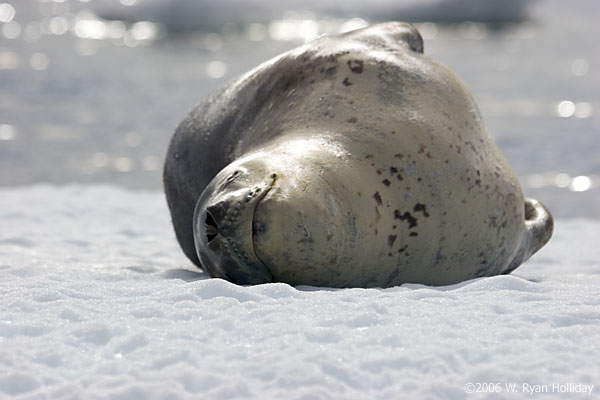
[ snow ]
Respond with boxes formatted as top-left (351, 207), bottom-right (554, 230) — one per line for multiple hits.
top-left (1, 185), bottom-right (599, 399)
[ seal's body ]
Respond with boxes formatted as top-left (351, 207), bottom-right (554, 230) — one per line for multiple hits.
top-left (164, 22), bottom-right (553, 287)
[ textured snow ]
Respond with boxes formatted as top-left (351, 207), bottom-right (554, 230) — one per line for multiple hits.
top-left (1, 185), bottom-right (599, 399)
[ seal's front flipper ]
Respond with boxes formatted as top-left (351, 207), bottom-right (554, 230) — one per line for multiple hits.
top-left (523, 198), bottom-right (554, 259)
top-left (505, 198), bottom-right (554, 274)
top-left (343, 22), bottom-right (424, 54)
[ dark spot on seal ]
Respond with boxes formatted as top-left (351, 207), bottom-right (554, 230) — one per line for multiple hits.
top-left (413, 203), bottom-right (430, 217)
top-left (409, 232), bottom-right (418, 237)
top-left (327, 256), bottom-right (337, 265)
top-left (464, 140), bottom-right (477, 153)
top-left (373, 192), bottom-right (383, 206)
top-left (388, 234), bottom-right (397, 247)
top-left (347, 60), bottom-right (364, 74)
top-left (252, 220), bottom-right (267, 238)
top-left (347, 117), bottom-right (358, 123)
top-left (394, 210), bottom-right (417, 228)
top-left (342, 77), bottom-right (353, 86)
top-left (382, 179), bottom-right (391, 187)
top-left (318, 57), bottom-right (338, 77)
top-left (224, 170), bottom-right (242, 186)
top-left (478, 252), bottom-right (487, 265)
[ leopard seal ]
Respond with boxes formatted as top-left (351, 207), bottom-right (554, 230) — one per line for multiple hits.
top-left (163, 22), bottom-right (553, 287)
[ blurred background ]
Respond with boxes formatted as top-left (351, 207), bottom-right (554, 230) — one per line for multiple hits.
top-left (0, 0), bottom-right (598, 218)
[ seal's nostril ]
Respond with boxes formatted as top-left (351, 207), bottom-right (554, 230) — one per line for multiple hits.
top-left (524, 200), bottom-right (537, 221)
top-left (205, 211), bottom-right (218, 242)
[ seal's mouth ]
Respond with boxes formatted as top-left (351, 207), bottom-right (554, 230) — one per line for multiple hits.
top-left (250, 173), bottom-right (278, 267)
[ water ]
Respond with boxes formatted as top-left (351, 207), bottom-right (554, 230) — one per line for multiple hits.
top-left (1, 0), bottom-right (598, 218)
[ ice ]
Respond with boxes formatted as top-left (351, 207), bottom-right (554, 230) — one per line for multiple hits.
top-left (0, 185), bottom-right (598, 399)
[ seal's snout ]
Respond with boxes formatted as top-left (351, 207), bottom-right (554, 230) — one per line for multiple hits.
top-left (192, 170), bottom-right (276, 285)
top-left (194, 197), bottom-right (272, 285)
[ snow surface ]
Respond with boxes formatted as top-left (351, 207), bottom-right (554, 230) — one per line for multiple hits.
top-left (1, 185), bottom-right (599, 399)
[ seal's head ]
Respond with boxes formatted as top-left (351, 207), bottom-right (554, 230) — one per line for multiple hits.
top-left (193, 135), bottom-right (359, 285)
top-left (193, 155), bottom-right (276, 284)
